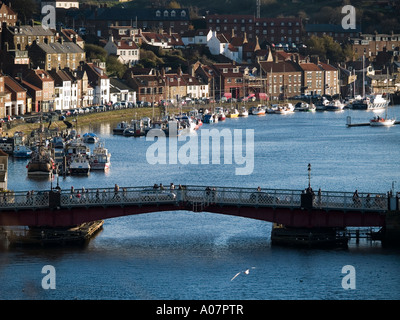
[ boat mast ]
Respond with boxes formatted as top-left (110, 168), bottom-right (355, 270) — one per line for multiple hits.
top-left (362, 55), bottom-right (365, 98)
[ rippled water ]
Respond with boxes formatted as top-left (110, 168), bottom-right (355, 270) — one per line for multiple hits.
top-left (1, 107), bottom-right (400, 300)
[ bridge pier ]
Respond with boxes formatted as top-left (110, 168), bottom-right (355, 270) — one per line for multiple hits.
top-left (383, 210), bottom-right (400, 246)
top-left (271, 223), bottom-right (348, 248)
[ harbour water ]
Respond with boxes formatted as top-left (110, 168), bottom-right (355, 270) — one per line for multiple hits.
top-left (1, 106), bottom-right (400, 300)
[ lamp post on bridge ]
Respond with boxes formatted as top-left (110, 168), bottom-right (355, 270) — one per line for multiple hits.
top-left (308, 163), bottom-right (311, 189)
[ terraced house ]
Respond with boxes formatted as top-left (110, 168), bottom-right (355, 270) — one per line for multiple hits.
top-left (28, 38), bottom-right (86, 71)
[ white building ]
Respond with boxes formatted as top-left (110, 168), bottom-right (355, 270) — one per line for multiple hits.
top-left (104, 36), bottom-right (140, 67)
top-left (41, 0), bottom-right (79, 9)
top-left (182, 29), bottom-right (212, 46)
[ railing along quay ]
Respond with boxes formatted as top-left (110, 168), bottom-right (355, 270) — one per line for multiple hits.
top-left (0, 185), bottom-right (391, 213)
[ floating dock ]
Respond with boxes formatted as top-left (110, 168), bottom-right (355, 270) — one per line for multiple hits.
top-left (6, 220), bottom-right (104, 246)
top-left (346, 116), bottom-right (400, 127)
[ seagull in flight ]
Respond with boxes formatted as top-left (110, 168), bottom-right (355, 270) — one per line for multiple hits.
top-left (230, 267), bottom-right (256, 281)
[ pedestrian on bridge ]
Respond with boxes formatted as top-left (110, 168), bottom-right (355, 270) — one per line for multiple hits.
top-left (353, 189), bottom-right (361, 206)
top-left (113, 184), bottom-right (120, 200)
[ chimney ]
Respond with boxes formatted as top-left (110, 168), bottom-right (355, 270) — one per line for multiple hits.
top-left (232, 29), bottom-right (235, 38)
top-left (243, 32), bottom-right (248, 44)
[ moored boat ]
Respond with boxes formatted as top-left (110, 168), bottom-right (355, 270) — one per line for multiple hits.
top-left (13, 145), bottom-right (32, 158)
top-left (89, 142), bottom-right (111, 170)
top-left (69, 153), bottom-right (90, 175)
top-left (113, 121), bottom-right (129, 135)
top-left (27, 148), bottom-right (54, 176)
top-left (226, 108), bottom-right (239, 118)
top-left (239, 107), bottom-right (248, 117)
top-left (369, 116), bottom-right (395, 127)
top-left (252, 106), bottom-right (266, 115)
top-left (325, 100), bottom-right (345, 111)
top-left (83, 133), bottom-right (99, 144)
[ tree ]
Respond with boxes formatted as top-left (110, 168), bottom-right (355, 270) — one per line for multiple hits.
top-left (84, 44), bottom-right (107, 62)
top-left (11, 0), bottom-right (38, 24)
top-left (106, 55), bottom-right (127, 78)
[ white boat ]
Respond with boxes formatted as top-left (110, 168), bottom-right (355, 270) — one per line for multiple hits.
top-left (89, 142), bottom-right (111, 170)
top-left (369, 116), bottom-right (395, 127)
top-left (239, 107), bottom-right (248, 117)
top-left (325, 100), bottom-right (345, 111)
top-left (295, 102), bottom-right (316, 112)
top-left (113, 121), bottom-right (129, 135)
top-left (69, 153), bottom-right (90, 175)
top-left (369, 98), bottom-right (395, 127)
top-left (65, 139), bottom-right (90, 160)
top-left (274, 104), bottom-right (294, 114)
top-left (351, 94), bottom-right (389, 111)
top-left (252, 106), bottom-right (266, 115)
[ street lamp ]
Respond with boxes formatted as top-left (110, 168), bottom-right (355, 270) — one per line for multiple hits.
top-left (308, 163), bottom-right (311, 189)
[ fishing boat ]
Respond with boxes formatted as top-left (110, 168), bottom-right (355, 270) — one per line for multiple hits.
top-left (82, 133), bottom-right (99, 144)
top-left (51, 136), bottom-right (65, 149)
top-left (123, 119), bottom-right (146, 137)
top-left (252, 106), bottom-right (266, 115)
top-left (65, 139), bottom-right (90, 160)
top-left (239, 107), bottom-right (248, 117)
top-left (69, 154), bottom-right (90, 175)
top-left (89, 142), bottom-right (111, 170)
top-left (113, 121), bottom-right (129, 135)
top-left (325, 100), bottom-right (345, 111)
top-left (27, 148), bottom-right (54, 176)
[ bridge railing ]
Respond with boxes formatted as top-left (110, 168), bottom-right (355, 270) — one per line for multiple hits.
top-left (183, 186), bottom-right (301, 208)
top-left (0, 186), bottom-right (389, 212)
top-left (182, 186), bottom-right (388, 212)
top-left (59, 186), bottom-right (178, 207)
top-left (0, 191), bottom-right (49, 209)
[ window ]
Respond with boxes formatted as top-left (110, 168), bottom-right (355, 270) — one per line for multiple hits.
top-left (181, 11), bottom-right (186, 17)
top-left (171, 10), bottom-right (176, 17)
top-left (164, 10), bottom-right (168, 17)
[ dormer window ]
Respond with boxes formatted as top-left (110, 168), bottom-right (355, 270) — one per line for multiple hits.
top-left (171, 10), bottom-right (176, 17)
top-left (156, 10), bottom-right (161, 17)
top-left (164, 10), bottom-right (169, 17)
top-left (181, 10), bottom-right (186, 17)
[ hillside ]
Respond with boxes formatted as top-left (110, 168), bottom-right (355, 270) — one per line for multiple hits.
top-left (105, 0), bottom-right (400, 34)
